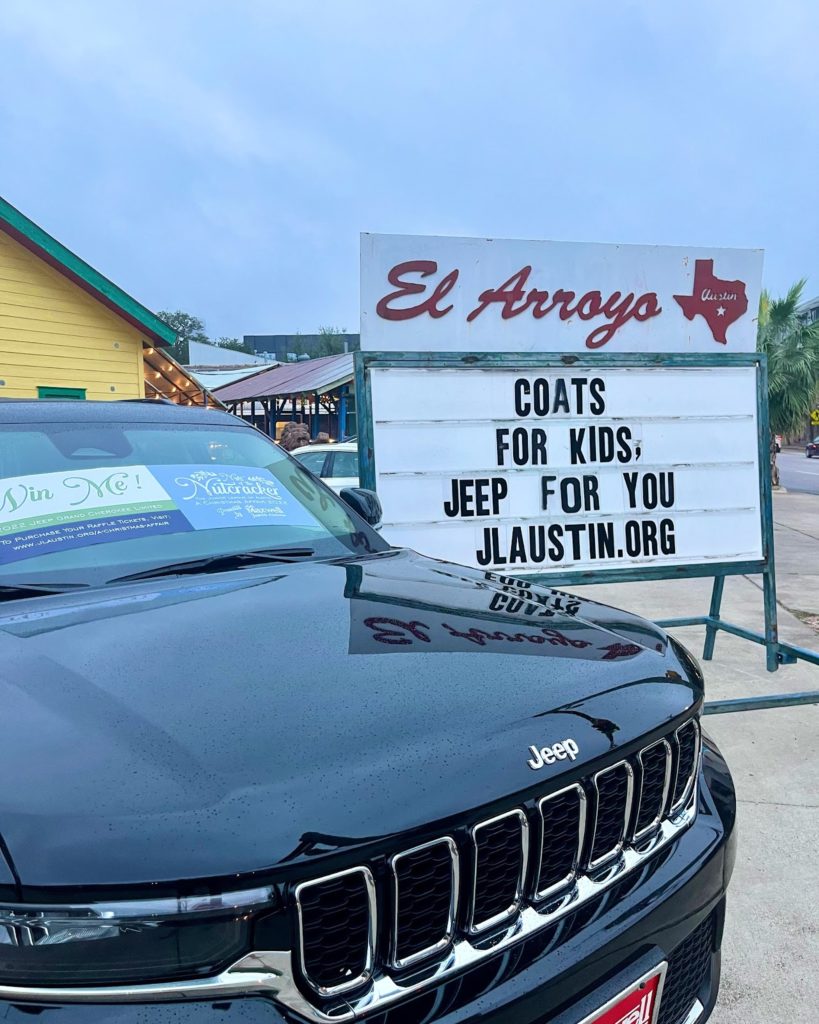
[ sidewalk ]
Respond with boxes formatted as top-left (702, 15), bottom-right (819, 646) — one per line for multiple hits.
top-left (573, 490), bottom-right (819, 1024)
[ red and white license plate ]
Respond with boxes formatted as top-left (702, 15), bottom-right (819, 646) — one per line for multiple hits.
top-left (578, 963), bottom-right (667, 1024)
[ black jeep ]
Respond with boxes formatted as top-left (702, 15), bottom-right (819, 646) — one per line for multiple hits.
top-left (0, 400), bottom-right (735, 1024)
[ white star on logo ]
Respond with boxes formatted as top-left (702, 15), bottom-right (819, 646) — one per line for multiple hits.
top-left (716, 305), bottom-right (726, 316)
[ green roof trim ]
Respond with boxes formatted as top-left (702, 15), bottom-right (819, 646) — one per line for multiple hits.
top-left (0, 195), bottom-right (177, 347)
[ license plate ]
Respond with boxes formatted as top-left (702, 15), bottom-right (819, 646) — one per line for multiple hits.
top-left (577, 963), bottom-right (667, 1024)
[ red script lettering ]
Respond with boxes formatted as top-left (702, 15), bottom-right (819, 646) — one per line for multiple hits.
top-left (375, 261), bottom-right (662, 347)
top-left (375, 260), bottom-right (458, 321)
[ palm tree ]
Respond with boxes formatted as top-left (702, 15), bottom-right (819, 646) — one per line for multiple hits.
top-left (757, 280), bottom-right (819, 484)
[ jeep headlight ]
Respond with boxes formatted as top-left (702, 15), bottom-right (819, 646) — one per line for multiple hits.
top-left (0, 887), bottom-right (279, 985)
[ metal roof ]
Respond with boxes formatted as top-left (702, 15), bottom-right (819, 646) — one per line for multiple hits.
top-left (186, 366), bottom-right (279, 391)
top-left (214, 352), bottom-right (354, 401)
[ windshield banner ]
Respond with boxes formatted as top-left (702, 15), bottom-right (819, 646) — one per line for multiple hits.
top-left (0, 466), bottom-right (189, 564)
top-left (0, 464), bottom-right (318, 564)
top-left (149, 465), bottom-right (317, 530)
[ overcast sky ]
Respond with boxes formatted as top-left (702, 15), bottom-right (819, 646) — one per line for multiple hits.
top-left (0, 1), bottom-right (816, 339)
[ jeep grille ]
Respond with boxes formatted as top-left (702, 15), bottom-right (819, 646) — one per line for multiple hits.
top-left (293, 718), bottom-right (701, 1003)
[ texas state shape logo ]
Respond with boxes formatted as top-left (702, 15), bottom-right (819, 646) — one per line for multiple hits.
top-left (673, 259), bottom-right (748, 344)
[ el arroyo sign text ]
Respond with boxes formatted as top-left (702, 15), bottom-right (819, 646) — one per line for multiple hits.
top-left (360, 234), bottom-right (763, 354)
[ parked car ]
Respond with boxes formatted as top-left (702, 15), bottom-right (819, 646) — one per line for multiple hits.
top-left (0, 400), bottom-right (735, 1024)
top-left (807, 437), bottom-right (819, 458)
top-left (291, 439), bottom-right (359, 492)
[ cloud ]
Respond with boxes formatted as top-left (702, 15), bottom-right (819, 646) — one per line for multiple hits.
top-left (0, 0), bottom-right (817, 334)
top-left (0, 0), bottom-right (347, 172)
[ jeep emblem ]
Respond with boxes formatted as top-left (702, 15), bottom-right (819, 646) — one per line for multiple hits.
top-left (527, 738), bottom-right (580, 770)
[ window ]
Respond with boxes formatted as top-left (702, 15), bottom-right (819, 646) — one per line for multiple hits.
top-left (37, 386), bottom-right (87, 400)
top-left (0, 421), bottom-right (386, 585)
top-left (293, 450), bottom-right (329, 475)
top-left (329, 450), bottom-right (360, 480)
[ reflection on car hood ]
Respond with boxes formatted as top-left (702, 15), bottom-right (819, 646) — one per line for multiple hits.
top-left (0, 549), bottom-right (699, 892)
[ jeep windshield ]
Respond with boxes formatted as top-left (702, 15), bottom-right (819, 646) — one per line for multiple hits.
top-left (0, 419), bottom-right (387, 590)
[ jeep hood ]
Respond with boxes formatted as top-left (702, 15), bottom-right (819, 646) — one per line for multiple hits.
top-left (0, 549), bottom-right (700, 892)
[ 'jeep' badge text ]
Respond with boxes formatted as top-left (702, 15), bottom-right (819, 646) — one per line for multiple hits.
top-left (527, 739), bottom-right (580, 770)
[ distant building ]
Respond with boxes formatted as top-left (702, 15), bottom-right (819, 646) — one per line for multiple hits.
top-left (244, 334), bottom-right (360, 361)
top-left (188, 365), bottom-right (276, 393)
top-left (797, 296), bottom-right (819, 324)
top-left (187, 340), bottom-right (272, 368)
top-left (184, 341), bottom-right (276, 397)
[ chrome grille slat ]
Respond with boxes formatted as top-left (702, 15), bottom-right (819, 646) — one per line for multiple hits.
top-left (535, 784), bottom-right (586, 900)
top-left (389, 837), bottom-right (458, 970)
top-left (634, 739), bottom-right (673, 840)
top-left (671, 720), bottom-right (701, 815)
top-left (295, 867), bottom-right (376, 997)
top-left (588, 761), bottom-right (634, 870)
top-left (468, 809), bottom-right (529, 935)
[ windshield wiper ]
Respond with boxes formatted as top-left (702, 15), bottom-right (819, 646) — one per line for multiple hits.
top-left (0, 582), bottom-right (90, 602)
top-left (108, 548), bottom-right (317, 584)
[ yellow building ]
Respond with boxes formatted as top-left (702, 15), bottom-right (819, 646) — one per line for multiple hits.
top-left (0, 196), bottom-right (212, 405)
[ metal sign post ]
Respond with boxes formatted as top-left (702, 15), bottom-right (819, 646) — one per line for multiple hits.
top-left (355, 349), bottom-right (819, 711)
top-left (357, 232), bottom-right (818, 713)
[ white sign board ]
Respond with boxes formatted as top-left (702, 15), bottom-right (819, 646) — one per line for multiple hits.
top-left (368, 364), bottom-right (763, 575)
top-left (361, 234), bottom-right (763, 354)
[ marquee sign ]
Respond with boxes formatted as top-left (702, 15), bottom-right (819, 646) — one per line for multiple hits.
top-left (357, 232), bottom-right (819, 682)
top-left (364, 360), bottom-right (763, 576)
top-left (361, 234), bottom-right (763, 354)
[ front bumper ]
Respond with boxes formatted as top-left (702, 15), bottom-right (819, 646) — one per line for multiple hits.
top-left (0, 736), bottom-right (736, 1024)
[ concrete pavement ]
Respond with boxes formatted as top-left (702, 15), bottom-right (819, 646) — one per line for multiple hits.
top-left (573, 490), bottom-right (819, 1024)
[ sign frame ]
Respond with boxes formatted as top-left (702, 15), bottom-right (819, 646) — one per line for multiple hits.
top-left (355, 348), bottom-right (819, 688)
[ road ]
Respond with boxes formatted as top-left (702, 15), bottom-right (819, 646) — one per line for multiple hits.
top-left (778, 448), bottom-right (819, 494)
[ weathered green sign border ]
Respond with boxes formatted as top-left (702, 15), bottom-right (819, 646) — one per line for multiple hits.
top-left (355, 349), bottom-right (819, 711)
